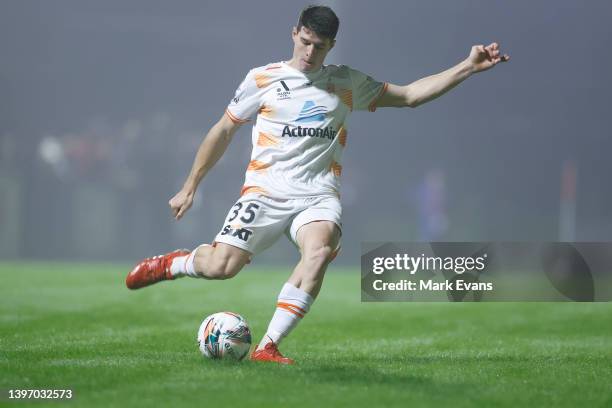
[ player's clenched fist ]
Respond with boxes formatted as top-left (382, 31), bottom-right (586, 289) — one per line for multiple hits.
top-left (169, 189), bottom-right (194, 220)
top-left (467, 42), bottom-right (510, 73)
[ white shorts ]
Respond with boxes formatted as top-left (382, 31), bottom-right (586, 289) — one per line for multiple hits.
top-left (213, 194), bottom-right (342, 256)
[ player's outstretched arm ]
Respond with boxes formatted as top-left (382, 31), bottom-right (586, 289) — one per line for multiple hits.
top-left (169, 113), bottom-right (242, 220)
top-left (377, 42), bottom-right (510, 109)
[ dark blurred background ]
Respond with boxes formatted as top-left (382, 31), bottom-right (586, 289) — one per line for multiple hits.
top-left (1, 0), bottom-right (610, 265)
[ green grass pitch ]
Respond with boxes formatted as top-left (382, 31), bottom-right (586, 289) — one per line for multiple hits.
top-left (1, 262), bottom-right (611, 407)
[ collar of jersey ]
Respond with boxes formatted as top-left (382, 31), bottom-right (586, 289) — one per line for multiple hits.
top-left (281, 61), bottom-right (325, 79)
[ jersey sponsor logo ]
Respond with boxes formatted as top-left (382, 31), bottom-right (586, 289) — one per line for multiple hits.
top-left (220, 225), bottom-right (254, 242)
top-left (284, 101), bottom-right (333, 139)
top-left (296, 100), bottom-right (326, 123)
top-left (281, 125), bottom-right (337, 140)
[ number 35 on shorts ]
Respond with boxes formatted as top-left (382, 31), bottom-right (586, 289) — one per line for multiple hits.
top-left (220, 200), bottom-right (261, 242)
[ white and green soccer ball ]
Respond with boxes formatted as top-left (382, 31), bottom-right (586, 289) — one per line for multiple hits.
top-left (197, 312), bottom-right (252, 361)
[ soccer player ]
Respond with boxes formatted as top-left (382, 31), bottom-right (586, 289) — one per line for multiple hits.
top-left (125, 5), bottom-right (509, 364)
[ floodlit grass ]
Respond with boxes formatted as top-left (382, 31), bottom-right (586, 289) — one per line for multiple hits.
top-left (1, 262), bottom-right (611, 407)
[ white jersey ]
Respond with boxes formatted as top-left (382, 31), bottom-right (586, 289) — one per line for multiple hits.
top-left (225, 61), bottom-right (387, 199)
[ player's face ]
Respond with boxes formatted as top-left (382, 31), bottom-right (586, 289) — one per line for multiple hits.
top-left (290, 26), bottom-right (335, 72)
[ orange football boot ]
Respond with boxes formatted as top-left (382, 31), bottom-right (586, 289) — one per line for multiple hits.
top-left (250, 342), bottom-right (294, 365)
top-left (126, 249), bottom-right (190, 290)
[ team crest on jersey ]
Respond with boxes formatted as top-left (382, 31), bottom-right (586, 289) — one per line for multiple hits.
top-left (276, 80), bottom-right (291, 100)
top-left (295, 101), bottom-right (327, 123)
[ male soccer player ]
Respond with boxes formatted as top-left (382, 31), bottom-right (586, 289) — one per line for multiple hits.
top-left (126, 5), bottom-right (509, 364)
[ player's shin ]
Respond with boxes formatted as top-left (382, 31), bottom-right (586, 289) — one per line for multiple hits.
top-left (257, 282), bottom-right (314, 350)
top-left (170, 244), bottom-right (211, 278)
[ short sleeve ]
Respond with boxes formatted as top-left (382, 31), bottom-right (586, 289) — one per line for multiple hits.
top-left (349, 68), bottom-right (388, 112)
top-left (225, 70), bottom-right (264, 124)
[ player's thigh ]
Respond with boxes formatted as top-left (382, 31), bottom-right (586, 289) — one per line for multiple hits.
top-left (289, 195), bottom-right (342, 255)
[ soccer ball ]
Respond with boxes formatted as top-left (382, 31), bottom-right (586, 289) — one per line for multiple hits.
top-left (197, 312), bottom-right (252, 361)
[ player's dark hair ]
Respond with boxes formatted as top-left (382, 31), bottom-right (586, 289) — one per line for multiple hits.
top-left (296, 5), bottom-right (339, 40)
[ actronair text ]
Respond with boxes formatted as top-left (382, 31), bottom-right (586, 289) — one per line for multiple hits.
top-left (281, 125), bottom-right (337, 139)
top-left (372, 253), bottom-right (488, 275)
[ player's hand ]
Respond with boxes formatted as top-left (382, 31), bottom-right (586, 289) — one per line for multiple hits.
top-left (467, 42), bottom-right (510, 73)
top-left (169, 188), bottom-right (194, 220)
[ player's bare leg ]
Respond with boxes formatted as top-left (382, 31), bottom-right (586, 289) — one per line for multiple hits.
top-left (189, 243), bottom-right (251, 279)
top-left (126, 243), bottom-right (250, 289)
top-left (251, 221), bottom-right (340, 364)
top-left (287, 220), bottom-right (340, 298)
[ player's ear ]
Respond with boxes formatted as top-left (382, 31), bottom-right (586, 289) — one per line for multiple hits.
top-left (291, 27), bottom-right (298, 39)
top-left (329, 39), bottom-right (336, 51)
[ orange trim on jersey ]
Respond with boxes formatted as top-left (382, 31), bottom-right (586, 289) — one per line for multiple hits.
top-left (368, 82), bottom-right (389, 112)
top-left (338, 127), bottom-right (347, 147)
top-left (225, 108), bottom-right (249, 124)
top-left (277, 302), bottom-right (306, 318)
top-left (330, 161), bottom-right (342, 177)
top-left (327, 84), bottom-right (353, 110)
top-left (336, 88), bottom-right (353, 111)
top-left (240, 185), bottom-right (268, 196)
top-left (265, 64), bottom-right (282, 70)
top-left (257, 131), bottom-right (278, 146)
top-left (254, 73), bottom-right (271, 88)
top-left (258, 104), bottom-right (274, 118)
top-left (247, 160), bottom-right (271, 172)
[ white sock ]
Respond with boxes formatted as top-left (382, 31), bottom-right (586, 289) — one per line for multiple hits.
top-left (170, 244), bottom-right (210, 278)
top-left (257, 282), bottom-right (314, 350)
